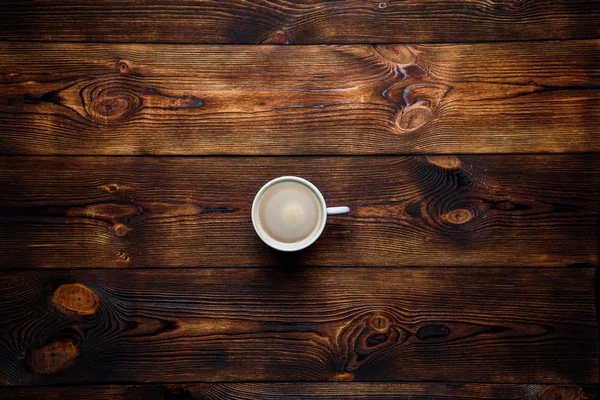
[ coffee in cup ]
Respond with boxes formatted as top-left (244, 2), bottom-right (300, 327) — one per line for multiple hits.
top-left (252, 176), bottom-right (349, 251)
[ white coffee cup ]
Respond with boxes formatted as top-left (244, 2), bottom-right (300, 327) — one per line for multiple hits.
top-left (252, 176), bottom-right (350, 251)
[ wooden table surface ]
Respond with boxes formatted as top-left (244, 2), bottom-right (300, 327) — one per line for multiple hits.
top-left (0, 1), bottom-right (598, 399)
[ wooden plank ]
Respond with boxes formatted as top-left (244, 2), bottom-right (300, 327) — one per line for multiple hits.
top-left (0, 1), bottom-right (598, 43)
top-left (0, 383), bottom-right (596, 399)
top-left (0, 41), bottom-right (598, 155)
top-left (0, 155), bottom-right (598, 268)
top-left (0, 268), bottom-right (596, 384)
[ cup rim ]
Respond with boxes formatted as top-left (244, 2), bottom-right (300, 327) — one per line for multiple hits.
top-left (252, 176), bottom-right (327, 252)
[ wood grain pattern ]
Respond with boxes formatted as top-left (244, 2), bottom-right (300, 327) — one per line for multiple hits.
top-left (0, 383), bottom-right (596, 399)
top-left (0, 155), bottom-right (598, 268)
top-left (0, 268), bottom-right (596, 384)
top-left (1, 41), bottom-right (598, 155)
top-left (1, 1), bottom-right (598, 43)
top-left (2, 0), bottom-right (598, 395)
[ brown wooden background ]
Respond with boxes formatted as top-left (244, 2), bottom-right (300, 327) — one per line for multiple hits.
top-left (0, 1), bottom-right (598, 399)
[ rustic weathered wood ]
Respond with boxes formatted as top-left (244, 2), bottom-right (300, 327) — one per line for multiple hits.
top-left (0, 155), bottom-right (598, 268)
top-left (0, 383), bottom-right (596, 399)
top-left (2, 0), bottom-right (597, 397)
top-left (0, 268), bottom-right (596, 384)
top-left (1, 41), bottom-right (598, 155)
top-left (1, 1), bottom-right (598, 43)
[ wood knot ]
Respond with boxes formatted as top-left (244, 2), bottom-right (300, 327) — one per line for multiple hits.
top-left (395, 101), bottom-right (433, 132)
top-left (416, 324), bottom-right (450, 340)
top-left (87, 85), bottom-right (143, 123)
top-left (118, 61), bottom-right (128, 73)
top-left (52, 283), bottom-right (99, 315)
top-left (393, 83), bottom-right (451, 133)
top-left (368, 315), bottom-right (391, 332)
top-left (340, 312), bottom-right (408, 373)
top-left (426, 156), bottom-right (461, 171)
top-left (113, 223), bottom-right (133, 237)
top-left (117, 60), bottom-right (133, 74)
top-left (444, 208), bottom-right (473, 225)
top-left (540, 386), bottom-right (588, 400)
top-left (373, 44), bottom-right (416, 67)
top-left (30, 340), bottom-right (78, 374)
top-left (81, 80), bottom-right (203, 126)
top-left (99, 183), bottom-right (121, 193)
top-left (116, 250), bottom-right (131, 263)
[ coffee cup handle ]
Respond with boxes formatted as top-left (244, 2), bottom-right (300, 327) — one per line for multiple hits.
top-left (326, 206), bottom-right (350, 215)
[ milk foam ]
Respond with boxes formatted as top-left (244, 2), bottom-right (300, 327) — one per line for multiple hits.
top-left (257, 181), bottom-right (322, 244)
